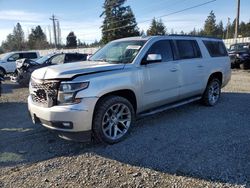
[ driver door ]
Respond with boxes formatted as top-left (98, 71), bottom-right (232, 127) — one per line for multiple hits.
top-left (6, 53), bottom-right (21, 72)
top-left (141, 40), bottom-right (180, 111)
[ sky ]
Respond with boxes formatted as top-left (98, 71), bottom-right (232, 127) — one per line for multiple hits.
top-left (0, 0), bottom-right (249, 44)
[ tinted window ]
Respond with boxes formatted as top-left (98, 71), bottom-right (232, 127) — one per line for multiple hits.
top-left (77, 54), bottom-right (88, 61)
top-left (65, 54), bottom-right (87, 63)
top-left (147, 40), bottom-right (173, 62)
top-left (51, 54), bottom-right (65, 65)
top-left (176, 40), bottom-right (202, 59)
top-left (23, 52), bottom-right (38, 59)
top-left (203, 41), bottom-right (228, 57)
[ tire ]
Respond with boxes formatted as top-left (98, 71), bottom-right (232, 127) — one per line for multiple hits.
top-left (202, 78), bottom-right (221, 106)
top-left (17, 72), bottom-right (31, 87)
top-left (93, 95), bottom-right (135, 144)
top-left (240, 62), bottom-right (250, 70)
top-left (0, 68), bottom-right (5, 78)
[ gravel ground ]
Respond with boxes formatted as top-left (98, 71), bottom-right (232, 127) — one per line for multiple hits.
top-left (0, 70), bottom-right (250, 188)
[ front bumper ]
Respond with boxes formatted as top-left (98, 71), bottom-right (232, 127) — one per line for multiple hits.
top-left (28, 96), bottom-right (98, 136)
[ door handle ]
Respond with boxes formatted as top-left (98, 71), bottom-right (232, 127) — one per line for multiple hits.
top-left (197, 65), bottom-right (204, 68)
top-left (170, 68), bottom-right (178, 72)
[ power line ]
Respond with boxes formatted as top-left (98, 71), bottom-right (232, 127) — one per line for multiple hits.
top-left (67, 0), bottom-right (217, 36)
top-left (80, 0), bottom-right (190, 29)
top-left (102, 0), bottom-right (217, 33)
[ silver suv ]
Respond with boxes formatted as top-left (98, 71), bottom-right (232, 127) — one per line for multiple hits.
top-left (28, 35), bottom-right (231, 144)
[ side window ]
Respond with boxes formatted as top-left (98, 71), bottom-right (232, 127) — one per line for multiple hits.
top-left (203, 41), bottom-right (228, 57)
top-left (7, 53), bottom-right (20, 61)
top-left (51, 54), bottom-right (65, 65)
top-left (78, 54), bottom-right (88, 61)
top-left (175, 40), bottom-right (201, 59)
top-left (146, 40), bottom-right (173, 62)
top-left (65, 54), bottom-right (84, 63)
top-left (23, 52), bottom-right (37, 59)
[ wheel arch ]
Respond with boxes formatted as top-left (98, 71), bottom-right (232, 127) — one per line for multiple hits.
top-left (208, 72), bottom-right (223, 84)
top-left (0, 66), bottom-right (6, 75)
top-left (94, 89), bottom-right (137, 113)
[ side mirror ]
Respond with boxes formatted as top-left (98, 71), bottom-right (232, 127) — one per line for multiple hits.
top-left (142, 54), bottom-right (162, 65)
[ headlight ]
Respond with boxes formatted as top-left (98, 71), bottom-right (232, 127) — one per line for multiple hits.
top-left (57, 81), bottom-right (89, 104)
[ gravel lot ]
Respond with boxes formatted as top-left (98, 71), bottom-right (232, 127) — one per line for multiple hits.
top-left (0, 70), bottom-right (250, 188)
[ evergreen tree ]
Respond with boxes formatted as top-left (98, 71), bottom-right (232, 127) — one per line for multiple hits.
top-left (189, 28), bottom-right (198, 35)
top-left (180, 30), bottom-right (185, 35)
top-left (140, 30), bottom-right (146, 37)
top-left (216, 20), bottom-right (224, 38)
top-left (229, 19), bottom-right (236, 38)
top-left (100, 0), bottom-right (139, 44)
top-left (66, 32), bottom-right (77, 48)
top-left (203, 11), bottom-right (217, 37)
top-left (28, 25), bottom-right (49, 49)
top-left (146, 18), bottom-right (167, 36)
top-left (13, 23), bottom-right (25, 50)
top-left (239, 21), bottom-right (247, 37)
top-left (1, 23), bottom-right (25, 52)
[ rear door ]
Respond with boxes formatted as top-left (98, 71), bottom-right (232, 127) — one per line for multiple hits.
top-left (141, 40), bottom-right (180, 110)
top-left (174, 39), bottom-right (204, 99)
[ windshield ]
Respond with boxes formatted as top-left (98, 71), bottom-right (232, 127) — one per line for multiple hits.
top-left (229, 44), bottom-right (250, 52)
top-left (0, 53), bottom-right (10, 60)
top-left (89, 40), bottom-right (146, 64)
top-left (35, 55), bottom-right (51, 64)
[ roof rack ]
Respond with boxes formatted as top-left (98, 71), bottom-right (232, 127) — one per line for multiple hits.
top-left (169, 34), bottom-right (221, 40)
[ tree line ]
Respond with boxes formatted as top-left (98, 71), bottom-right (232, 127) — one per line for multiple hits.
top-left (1, 0), bottom-right (250, 53)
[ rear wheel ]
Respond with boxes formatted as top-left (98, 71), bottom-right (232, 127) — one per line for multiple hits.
top-left (93, 96), bottom-right (135, 144)
top-left (202, 78), bottom-right (221, 106)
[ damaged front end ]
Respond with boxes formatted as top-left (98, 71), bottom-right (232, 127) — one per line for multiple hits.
top-left (10, 59), bottom-right (39, 86)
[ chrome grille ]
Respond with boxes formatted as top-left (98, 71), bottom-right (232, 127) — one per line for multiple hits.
top-left (30, 78), bottom-right (59, 107)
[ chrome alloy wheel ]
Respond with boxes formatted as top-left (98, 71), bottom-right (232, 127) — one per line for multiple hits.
top-left (208, 81), bottom-right (220, 105)
top-left (102, 103), bottom-right (131, 140)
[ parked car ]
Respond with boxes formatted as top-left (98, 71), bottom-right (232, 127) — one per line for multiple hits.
top-left (0, 51), bottom-right (40, 77)
top-left (0, 75), bottom-right (3, 96)
top-left (28, 35), bottom-right (231, 144)
top-left (228, 43), bottom-right (250, 69)
top-left (10, 53), bottom-right (88, 86)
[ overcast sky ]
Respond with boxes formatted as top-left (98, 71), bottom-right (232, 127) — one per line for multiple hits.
top-left (0, 0), bottom-right (249, 44)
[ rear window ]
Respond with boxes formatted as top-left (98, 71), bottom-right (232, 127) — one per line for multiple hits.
top-left (175, 40), bottom-right (202, 59)
top-left (23, 52), bottom-right (38, 59)
top-left (203, 41), bottom-right (228, 57)
top-left (65, 54), bottom-right (87, 62)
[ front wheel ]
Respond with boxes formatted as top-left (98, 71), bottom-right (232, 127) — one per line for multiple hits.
top-left (202, 78), bottom-right (221, 106)
top-left (0, 69), bottom-right (5, 78)
top-left (240, 62), bottom-right (250, 70)
top-left (93, 96), bottom-right (135, 144)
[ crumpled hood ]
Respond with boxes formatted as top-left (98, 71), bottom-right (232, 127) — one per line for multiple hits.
top-left (31, 61), bottom-right (125, 80)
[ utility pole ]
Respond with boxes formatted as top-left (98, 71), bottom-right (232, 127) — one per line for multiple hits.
top-left (50, 14), bottom-right (58, 48)
top-left (226, 17), bottom-right (230, 39)
top-left (48, 25), bottom-right (52, 45)
top-left (234, 0), bottom-right (240, 42)
top-left (56, 21), bottom-right (61, 46)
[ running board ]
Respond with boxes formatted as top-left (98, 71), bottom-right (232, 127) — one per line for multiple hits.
top-left (138, 96), bottom-right (202, 118)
